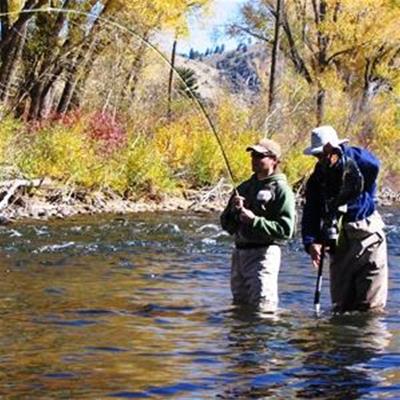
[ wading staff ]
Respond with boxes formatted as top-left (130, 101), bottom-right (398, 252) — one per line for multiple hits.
top-left (313, 244), bottom-right (326, 315)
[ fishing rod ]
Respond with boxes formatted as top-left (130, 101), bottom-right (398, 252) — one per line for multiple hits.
top-left (0, 6), bottom-right (237, 188)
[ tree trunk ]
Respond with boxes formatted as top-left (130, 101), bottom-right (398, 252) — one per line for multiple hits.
top-left (8, 0), bottom-right (71, 118)
top-left (281, 11), bottom-right (313, 85)
top-left (0, 0), bottom-right (10, 42)
top-left (316, 85), bottom-right (325, 125)
top-left (167, 39), bottom-right (177, 118)
top-left (268, 0), bottom-right (283, 113)
top-left (57, 74), bottom-right (76, 114)
top-left (0, 0), bottom-right (47, 51)
top-left (56, 1), bottom-right (113, 113)
top-left (124, 33), bottom-right (149, 101)
top-left (28, 74), bottom-right (49, 120)
top-left (0, 23), bottom-right (27, 103)
top-left (0, 0), bottom-right (47, 102)
top-left (38, 65), bottom-right (64, 116)
top-left (313, 0), bottom-right (328, 123)
top-left (57, 36), bottom-right (111, 114)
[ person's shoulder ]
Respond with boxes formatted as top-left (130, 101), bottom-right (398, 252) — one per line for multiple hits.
top-left (343, 145), bottom-right (380, 165)
top-left (272, 173), bottom-right (290, 187)
top-left (271, 174), bottom-right (295, 196)
top-left (343, 144), bottom-right (371, 157)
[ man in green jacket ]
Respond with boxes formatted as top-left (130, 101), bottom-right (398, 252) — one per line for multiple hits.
top-left (220, 138), bottom-right (296, 312)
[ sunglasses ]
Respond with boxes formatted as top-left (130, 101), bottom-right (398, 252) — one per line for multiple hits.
top-left (251, 151), bottom-right (275, 159)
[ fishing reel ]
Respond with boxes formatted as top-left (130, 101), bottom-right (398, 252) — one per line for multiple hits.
top-left (322, 214), bottom-right (339, 253)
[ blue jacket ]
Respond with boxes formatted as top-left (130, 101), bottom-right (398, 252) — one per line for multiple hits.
top-left (302, 145), bottom-right (380, 251)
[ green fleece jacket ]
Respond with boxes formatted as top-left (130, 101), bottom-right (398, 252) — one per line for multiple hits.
top-left (220, 173), bottom-right (296, 247)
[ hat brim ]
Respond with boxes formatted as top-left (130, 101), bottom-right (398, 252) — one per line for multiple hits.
top-left (246, 145), bottom-right (267, 153)
top-left (303, 139), bottom-right (349, 155)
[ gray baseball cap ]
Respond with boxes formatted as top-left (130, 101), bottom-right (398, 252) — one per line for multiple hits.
top-left (246, 138), bottom-right (282, 159)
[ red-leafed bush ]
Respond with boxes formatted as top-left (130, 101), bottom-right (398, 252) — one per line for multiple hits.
top-left (27, 109), bottom-right (82, 132)
top-left (87, 111), bottom-right (127, 154)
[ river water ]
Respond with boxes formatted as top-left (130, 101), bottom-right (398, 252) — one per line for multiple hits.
top-left (0, 207), bottom-right (399, 399)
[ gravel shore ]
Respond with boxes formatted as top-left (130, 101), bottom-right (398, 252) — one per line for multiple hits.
top-left (0, 178), bottom-right (398, 224)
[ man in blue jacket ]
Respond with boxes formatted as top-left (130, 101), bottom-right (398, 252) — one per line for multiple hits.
top-left (302, 126), bottom-right (388, 313)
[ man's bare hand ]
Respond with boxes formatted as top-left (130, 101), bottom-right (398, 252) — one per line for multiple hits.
top-left (309, 243), bottom-right (323, 269)
top-left (239, 207), bottom-right (256, 224)
top-left (232, 195), bottom-right (245, 211)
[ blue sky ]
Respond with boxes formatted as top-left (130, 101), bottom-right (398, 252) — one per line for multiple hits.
top-left (159, 0), bottom-right (245, 55)
top-left (180, 0), bottom-right (245, 53)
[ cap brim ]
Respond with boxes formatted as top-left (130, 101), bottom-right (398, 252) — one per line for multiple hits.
top-left (303, 139), bottom-right (349, 156)
top-left (246, 145), bottom-right (266, 153)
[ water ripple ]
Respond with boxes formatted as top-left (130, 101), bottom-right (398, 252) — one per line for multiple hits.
top-left (0, 209), bottom-right (398, 399)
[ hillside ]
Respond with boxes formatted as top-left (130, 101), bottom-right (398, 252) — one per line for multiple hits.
top-left (177, 42), bottom-right (268, 101)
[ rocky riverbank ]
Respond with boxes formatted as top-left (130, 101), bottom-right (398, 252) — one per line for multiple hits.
top-left (0, 178), bottom-right (398, 224)
top-left (0, 178), bottom-right (231, 224)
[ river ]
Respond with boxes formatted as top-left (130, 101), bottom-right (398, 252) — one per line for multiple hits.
top-left (0, 207), bottom-right (399, 399)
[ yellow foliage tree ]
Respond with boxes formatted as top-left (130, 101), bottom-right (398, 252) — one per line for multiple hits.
top-left (236, 0), bottom-right (400, 125)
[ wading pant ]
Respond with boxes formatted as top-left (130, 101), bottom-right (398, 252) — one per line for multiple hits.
top-left (330, 211), bottom-right (388, 313)
top-left (231, 245), bottom-right (281, 312)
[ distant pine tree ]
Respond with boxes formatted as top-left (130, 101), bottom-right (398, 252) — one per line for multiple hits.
top-left (175, 67), bottom-right (200, 99)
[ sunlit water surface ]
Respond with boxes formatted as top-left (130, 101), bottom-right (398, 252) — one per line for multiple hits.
top-left (0, 207), bottom-right (399, 399)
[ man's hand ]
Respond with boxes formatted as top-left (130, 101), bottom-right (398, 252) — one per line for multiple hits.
top-left (309, 243), bottom-right (324, 269)
top-left (230, 195), bottom-right (256, 224)
top-left (231, 195), bottom-right (245, 211)
top-left (239, 207), bottom-right (256, 224)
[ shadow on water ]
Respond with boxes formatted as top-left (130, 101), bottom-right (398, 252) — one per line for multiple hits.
top-left (0, 208), bottom-right (398, 398)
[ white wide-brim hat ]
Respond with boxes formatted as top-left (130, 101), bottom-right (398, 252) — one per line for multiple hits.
top-left (303, 125), bottom-right (349, 155)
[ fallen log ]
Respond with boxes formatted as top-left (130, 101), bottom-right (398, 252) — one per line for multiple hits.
top-left (0, 178), bottom-right (48, 210)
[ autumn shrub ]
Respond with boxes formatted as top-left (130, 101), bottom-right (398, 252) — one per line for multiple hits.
top-left (215, 98), bottom-right (258, 183)
top-left (2, 82), bottom-right (397, 200)
top-left (188, 131), bottom-right (226, 185)
top-left (153, 98), bottom-right (257, 187)
top-left (14, 110), bottom-right (132, 192)
top-left (88, 154), bottom-right (129, 194)
top-left (153, 113), bottom-right (199, 174)
top-left (17, 123), bottom-right (98, 187)
top-left (280, 146), bottom-right (315, 187)
top-left (364, 95), bottom-right (400, 187)
top-left (321, 71), bottom-right (353, 130)
top-left (125, 137), bottom-right (176, 196)
top-left (87, 111), bottom-right (127, 155)
top-left (27, 109), bottom-right (83, 132)
top-left (0, 116), bottom-right (24, 178)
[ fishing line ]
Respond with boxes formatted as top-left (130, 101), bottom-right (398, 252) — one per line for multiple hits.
top-left (0, 6), bottom-right (237, 187)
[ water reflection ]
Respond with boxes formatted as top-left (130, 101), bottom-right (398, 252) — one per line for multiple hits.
top-left (291, 314), bottom-right (392, 399)
top-left (218, 306), bottom-right (294, 398)
top-left (216, 307), bottom-right (394, 399)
